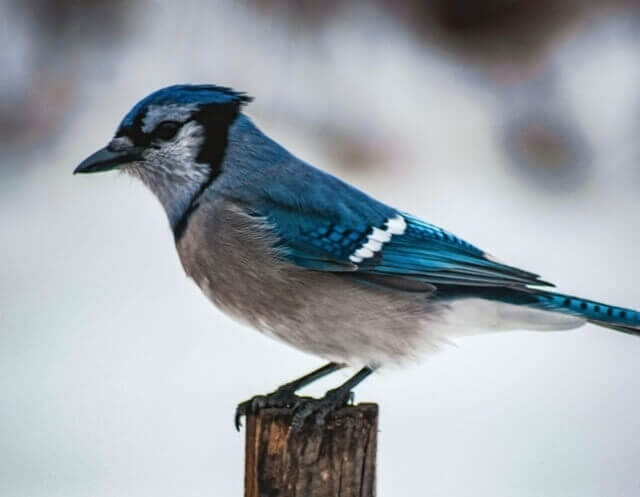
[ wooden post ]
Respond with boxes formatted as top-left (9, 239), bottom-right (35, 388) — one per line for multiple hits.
top-left (244, 404), bottom-right (378, 497)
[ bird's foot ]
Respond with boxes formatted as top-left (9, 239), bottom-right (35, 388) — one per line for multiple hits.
top-left (235, 386), bottom-right (307, 430)
top-left (291, 386), bottom-right (354, 432)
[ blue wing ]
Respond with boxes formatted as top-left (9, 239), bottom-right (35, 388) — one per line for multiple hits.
top-left (247, 188), bottom-right (552, 290)
top-left (359, 213), bottom-right (552, 288)
top-left (229, 155), bottom-right (640, 336)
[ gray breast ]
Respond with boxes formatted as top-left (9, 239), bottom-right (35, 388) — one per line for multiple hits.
top-left (175, 198), bottom-right (446, 367)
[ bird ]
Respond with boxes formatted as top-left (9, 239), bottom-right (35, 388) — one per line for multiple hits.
top-left (75, 84), bottom-right (640, 430)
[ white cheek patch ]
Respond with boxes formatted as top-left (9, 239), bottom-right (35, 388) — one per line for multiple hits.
top-left (138, 121), bottom-right (208, 183)
top-left (349, 215), bottom-right (406, 264)
top-left (167, 120), bottom-right (205, 162)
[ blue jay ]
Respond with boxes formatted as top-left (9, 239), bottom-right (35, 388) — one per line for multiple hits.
top-left (75, 84), bottom-right (640, 430)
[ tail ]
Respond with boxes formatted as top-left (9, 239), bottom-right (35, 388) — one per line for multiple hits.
top-left (528, 290), bottom-right (640, 335)
top-left (436, 286), bottom-right (640, 335)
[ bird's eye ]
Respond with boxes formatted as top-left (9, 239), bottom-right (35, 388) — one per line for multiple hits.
top-left (153, 121), bottom-right (180, 141)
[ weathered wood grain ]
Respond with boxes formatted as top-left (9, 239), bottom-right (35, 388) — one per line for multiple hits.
top-left (245, 404), bottom-right (378, 497)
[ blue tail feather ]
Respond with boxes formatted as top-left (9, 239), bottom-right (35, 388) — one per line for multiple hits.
top-left (532, 291), bottom-right (640, 334)
top-left (435, 285), bottom-right (640, 335)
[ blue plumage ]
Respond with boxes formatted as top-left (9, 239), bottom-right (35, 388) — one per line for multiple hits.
top-left (120, 84), bottom-right (252, 128)
top-left (247, 181), bottom-right (639, 333)
top-left (76, 83), bottom-right (640, 428)
top-left (361, 214), bottom-right (550, 286)
top-left (533, 291), bottom-right (640, 333)
top-left (252, 196), bottom-right (550, 287)
top-left (76, 83), bottom-right (640, 364)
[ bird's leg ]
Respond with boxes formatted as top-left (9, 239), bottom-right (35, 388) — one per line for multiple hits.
top-left (291, 366), bottom-right (375, 431)
top-left (235, 362), bottom-right (344, 430)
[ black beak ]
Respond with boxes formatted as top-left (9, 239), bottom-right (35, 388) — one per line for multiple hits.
top-left (74, 145), bottom-right (144, 174)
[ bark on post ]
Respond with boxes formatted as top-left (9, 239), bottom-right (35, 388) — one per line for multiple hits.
top-left (244, 404), bottom-right (378, 497)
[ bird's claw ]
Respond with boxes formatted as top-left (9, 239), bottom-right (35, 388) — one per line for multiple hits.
top-left (291, 387), bottom-right (354, 432)
top-left (235, 386), bottom-right (306, 430)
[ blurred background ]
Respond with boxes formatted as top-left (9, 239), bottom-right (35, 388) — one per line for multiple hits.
top-left (2, 1), bottom-right (640, 496)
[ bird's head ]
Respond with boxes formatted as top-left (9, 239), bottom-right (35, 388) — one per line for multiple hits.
top-left (75, 84), bottom-right (252, 228)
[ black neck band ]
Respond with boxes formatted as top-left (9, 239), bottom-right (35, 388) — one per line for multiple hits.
top-left (172, 104), bottom-right (241, 242)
